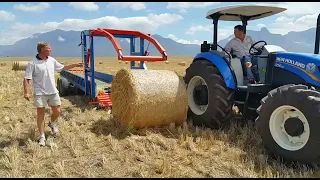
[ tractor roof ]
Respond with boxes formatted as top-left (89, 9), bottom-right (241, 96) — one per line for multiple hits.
top-left (206, 4), bottom-right (287, 21)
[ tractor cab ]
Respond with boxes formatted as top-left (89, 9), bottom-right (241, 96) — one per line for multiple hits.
top-left (202, 4), bottom-right (287, 86)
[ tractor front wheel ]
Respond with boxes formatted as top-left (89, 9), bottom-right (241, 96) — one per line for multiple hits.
top-left (256, 84), bottom-right (320, 165)
top-left (184, 60), bottom-right (235, 129)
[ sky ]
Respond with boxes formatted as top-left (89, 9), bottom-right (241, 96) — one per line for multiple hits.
top-left (0, 2), bottom-right (319, 46)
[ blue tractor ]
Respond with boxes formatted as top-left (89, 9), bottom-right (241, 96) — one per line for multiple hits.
top-left (184, 4), bottom-right (320, 165)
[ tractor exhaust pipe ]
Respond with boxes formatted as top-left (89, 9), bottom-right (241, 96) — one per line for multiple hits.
top-left (315, 13), bottom-right (320, 54)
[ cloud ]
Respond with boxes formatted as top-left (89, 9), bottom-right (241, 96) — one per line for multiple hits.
top-left (13, 2), bottom-right (50, 13)
top-left (0, 13), bottom-right (183, 45)
top-left (108, 2), bottom-right (146, 11)
top-left (167, 34), bottom-right (201, 45)
top-left (186, 25), bottom-right (212, 35)
top-left (58, 36), bottom-right (65, 42)
top-left (186, 24), bottom-right (234, 41)
top-left (148, 13), bottom-right (183, 25)
top-left (68, 2), bottom-right (99, 11)
top-left (167, 2), bottom-right (220, 9)
top-left (268, 13), bottom-right (318, 35)
top-left (255, 2), bottom-right (320, 16)
top-left (179, 9), bottom-right (187, 14)
top-left (0, 10), bottom-right (15, 22)
top-left (277, 2), bottom-right (320, 16)
top-left (167, 2), bottom-right (220, 13)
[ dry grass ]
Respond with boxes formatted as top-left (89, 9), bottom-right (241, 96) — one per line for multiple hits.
top-left (0, 56), bottom-right (318, 178)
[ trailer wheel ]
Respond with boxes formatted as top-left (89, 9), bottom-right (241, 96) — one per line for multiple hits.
top-left (56, 78), bottom-right (61, 92)
top-left (256, 84), bottom-right (320, 165)
top-left (59, 77), bottom-right (70, 97)
top-left (184, 60), bottom-right (235, 128)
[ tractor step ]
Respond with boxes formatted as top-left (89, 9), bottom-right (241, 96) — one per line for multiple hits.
top-left (237, 83), bottom-right (272, 93)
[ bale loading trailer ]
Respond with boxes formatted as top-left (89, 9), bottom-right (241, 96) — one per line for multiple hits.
top-left (56, 28), bottom-right (167, 108)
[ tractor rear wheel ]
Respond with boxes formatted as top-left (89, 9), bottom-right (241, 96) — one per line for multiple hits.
top-left (256, 84), bottom-right (320, 165)
top-left (184, 60), bottom-right (235, 129)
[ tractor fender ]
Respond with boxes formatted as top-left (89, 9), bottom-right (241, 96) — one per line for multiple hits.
top-left (193, 52), bottom-right (236, 89)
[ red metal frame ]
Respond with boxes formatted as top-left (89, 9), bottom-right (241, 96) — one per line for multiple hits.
top-left (88, 93), bottom-right (112, 108)
top-left (89, 28), bottom-right (167, 62)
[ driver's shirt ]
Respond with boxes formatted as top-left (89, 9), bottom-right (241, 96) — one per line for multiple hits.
top-left (224, 35), bottom-right (255, 58)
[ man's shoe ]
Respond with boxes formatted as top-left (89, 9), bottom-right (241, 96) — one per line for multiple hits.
top-left (48, 122), bottom-right (59, 137)
top-left (249, 78), bottom-right (256, 84)
top-left (39, 136), bottom-right (46, 147)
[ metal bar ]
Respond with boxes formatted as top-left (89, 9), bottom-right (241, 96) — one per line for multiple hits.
top-left (100, 28), bottom-right (167, 58)
top-left (90, 36), bottom-right (96, 99)
top-left (93, 71), bottom-right (113, 84)
top-left (130, 37), bottom-right (135, 69)
top-left (121, 56), bottom-right (165, 61)
top-left (140, 37), bottom-right (145, 69)
top-left (213, 19), bottom-right (218, 50)
top-left (91, 34), bottom-right (138, 39)
top-left (83, 33), bottom-right (89, 95)
top-left (90, 29), bottom-right (123, 59)
top-left (315, 13), bottom-right (320, 54)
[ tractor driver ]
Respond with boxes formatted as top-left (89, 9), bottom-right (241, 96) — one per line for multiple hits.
top-left (224, 25), bottom-right (258, 84)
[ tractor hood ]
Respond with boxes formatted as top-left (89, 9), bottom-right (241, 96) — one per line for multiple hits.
top-left (275, 52), bottom-right (320, 86)
top-left (206, 4), bottom-right (287, 21)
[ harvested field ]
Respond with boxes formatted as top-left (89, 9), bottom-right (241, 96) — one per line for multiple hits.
top-left (0, 56), bottom-right (318, 178)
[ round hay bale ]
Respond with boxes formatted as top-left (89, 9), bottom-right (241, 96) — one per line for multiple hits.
top-left (111, 68), bottom-right (188, 129)
top-left (12, 61), bottom-right (29, 71)
top-left (0, 62), bottom-right (6, 66)
top-left (118, 61), bottom-right (122, 64)
top-left (178, 61), bottom-right (186, 66)
top-left (99, 61), bottom-right (103, 64)
top-left (165, 60), bottom-right (169, 64)
top-left (125, 61), bottom-right (128, 64)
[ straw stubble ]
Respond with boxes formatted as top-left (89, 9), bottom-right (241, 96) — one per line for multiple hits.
top-left (111, 68), bottom-right (188, 129)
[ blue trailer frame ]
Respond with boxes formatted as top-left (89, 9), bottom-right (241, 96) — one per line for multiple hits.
top-left (59, 28), bottom-right (167, 101)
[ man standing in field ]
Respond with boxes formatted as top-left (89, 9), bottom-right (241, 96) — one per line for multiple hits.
top-left (23, 42), bottom-right (82, 146)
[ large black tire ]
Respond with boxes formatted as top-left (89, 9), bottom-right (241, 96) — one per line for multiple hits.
top-left (59, 77), bottom-right (70, 97)
top-left (256, 84), bottom-right (320, 165)
top-left (184, 60), bottom-right (235, 128)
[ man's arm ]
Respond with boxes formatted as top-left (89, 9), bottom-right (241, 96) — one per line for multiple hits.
top-left (54, 58), bottom-right (83, 72)
top-left (224, 40), bottom-right (233, 53)
top-left (63, 63), bottom-right (83, 71)
top-left (23, 62), bottom-right (33, 101)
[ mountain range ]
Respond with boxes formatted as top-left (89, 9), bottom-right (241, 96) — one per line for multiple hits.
top-left (0, 27), bottom-right (318, 57)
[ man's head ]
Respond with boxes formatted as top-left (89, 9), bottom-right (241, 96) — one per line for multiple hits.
top-left (234, 25), bottom-right (245, 39)
top-left (37, 42), bottom-right (51, 57)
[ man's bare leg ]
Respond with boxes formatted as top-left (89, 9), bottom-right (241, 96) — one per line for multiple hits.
top-left (37, 108), bottom-right (46, 146)
top-left (49, 105), bottom-right (60, 136)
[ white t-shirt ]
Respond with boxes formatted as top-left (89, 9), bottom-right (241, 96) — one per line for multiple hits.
top-left (224, 35), bottom-right (256, 58)
top-left (24, 55), bottom-right (64, 96)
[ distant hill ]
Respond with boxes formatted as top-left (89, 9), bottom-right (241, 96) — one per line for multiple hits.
top-left (0, 27), bottom-right (318, 57)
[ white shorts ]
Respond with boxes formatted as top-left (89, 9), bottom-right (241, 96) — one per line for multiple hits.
top-left (34, 93), bottom-right (61, 108)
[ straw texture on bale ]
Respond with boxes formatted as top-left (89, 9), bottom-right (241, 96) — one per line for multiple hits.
top-left (12, 61), bottom-right (29, 71)
top-left (111, 68), bottom-right (188, 128)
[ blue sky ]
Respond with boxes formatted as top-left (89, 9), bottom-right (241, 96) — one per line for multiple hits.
top-left (0, 2), bottom-right (319, 45)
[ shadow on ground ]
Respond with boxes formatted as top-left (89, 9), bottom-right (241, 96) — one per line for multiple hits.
top-left (62, 95), bottom-right (96, 112)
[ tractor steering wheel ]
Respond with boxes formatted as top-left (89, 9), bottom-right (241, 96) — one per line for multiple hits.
top-left (249, 40), bottom-right (267, 56)
top-left (212, 44), bottom-right (232, 62)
